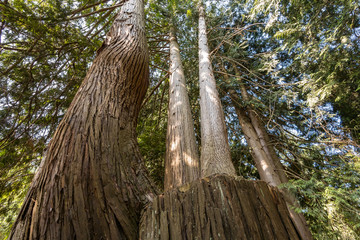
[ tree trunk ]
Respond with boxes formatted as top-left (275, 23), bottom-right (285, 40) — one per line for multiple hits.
top-left (10, 0), bottom-right (158, 239)
top-left (233, 64), bottom-right (288, 184)
top-left (140, 174), bottom-right (302, 240)
top-left (227, 65), bottom-right (313, 240)
top-left (198, 3), bottom-right (236, 177)
top-left (164, 26), bottom-right (200, 191)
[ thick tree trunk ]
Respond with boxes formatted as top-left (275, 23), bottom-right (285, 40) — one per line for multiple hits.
top-left (227, 65), bottom-right (313, 240)
top-left (9, 0), bottom-right (158, 239)
top-left (164, 26), bottom-right (200, 191)
top-left (140, 174), bottom-right (302, 240)
top-left (198, 4), bottom-right (236, 177)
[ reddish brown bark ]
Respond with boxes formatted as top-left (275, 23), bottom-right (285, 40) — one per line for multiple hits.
top-left (223, 63), bottom-right (313, 240)
top-left (140, 175), bottom-right (302, 240)
top-left (10, 0), bottom-right (157, 239)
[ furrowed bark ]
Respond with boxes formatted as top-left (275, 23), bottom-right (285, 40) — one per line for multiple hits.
top-left (10, 0), bottom-right (158, 239)
top-left (198, 3), bottom-right (236, 177)
top-left (232, 93), bottom-right (313, 240)
top-left (164, 26), bottom-right (200, 191)
top-left (227, 64), bottom-right (313, 240)
top-left (140, 175), bottom-right (302, 240)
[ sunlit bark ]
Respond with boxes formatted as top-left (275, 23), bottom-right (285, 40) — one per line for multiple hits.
top-left (227, 63), bottom-right (313, 240)
top-left (140, 175), bottom-right (303, 240)
top-left (198, 3), bottom-right (236, 177)
top-left (164, 26), bottom-right (200, 191)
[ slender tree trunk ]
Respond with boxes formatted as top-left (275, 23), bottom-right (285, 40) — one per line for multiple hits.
top-left (225, 82), bottom-right (282, 186)
top-left (227, 64), bottom-right (313, 240)
top-left (198, 3), bottom-right (236, 177)
top-left (139, 6), bottom-right (306, 239)
top-left (233, 65), bottom-right (288, 183)
top-left (10, 0), bottom-right (158, 239)
top-left (164, 26), bottom-right (200, 191)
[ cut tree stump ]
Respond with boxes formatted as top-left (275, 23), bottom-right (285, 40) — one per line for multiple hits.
top-left (140, 174), bottom-right (302, 240)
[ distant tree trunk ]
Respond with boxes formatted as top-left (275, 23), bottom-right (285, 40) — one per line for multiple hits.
top-left (9, 0), bottom-right (158, 239)
top-left (225, 63), bottom-right (313, 240)
top-left (198, 3), bottom-right (236, 177)
top-left (164, 25), bottom-right (200, 191)
top-left (233, 64), bottom-right (288, 184)
top-left (139, 4), bottom-right (307, 239)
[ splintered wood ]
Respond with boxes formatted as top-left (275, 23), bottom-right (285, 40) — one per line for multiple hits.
top-left (140, 175), bottom-right (301, 240)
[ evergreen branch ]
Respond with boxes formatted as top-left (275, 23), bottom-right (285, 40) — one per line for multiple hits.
top-left (70, 0), bottom-right (111, 15)
top-left (66, 2), bottom-right (126, 21)
top-left (142, 73), bottom-right (169, 108)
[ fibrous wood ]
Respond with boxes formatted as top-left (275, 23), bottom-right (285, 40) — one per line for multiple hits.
top-left (164, 26), bottom-right (200, 191)
top-left (227, 65), bottom-right (313, 240)
top-left (9, 0), bottom-right (158, 239)
top-left (140, 174), bottom-right (302, 240)
top-left (198, 4), bottom-right (236, 177)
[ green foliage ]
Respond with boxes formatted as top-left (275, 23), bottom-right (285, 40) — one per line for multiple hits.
top-left (0, 165), bottom-right (33, 239)
top-left (247, 0), bottom-right (360, 142)
top-left (205, 1), bottom-right (360, 237)
top-left (1, 0), bottom-right (359, 239)
top-left (0, 0), bottom-right (118, 236)
top-left (137, 118), bottom-right (167, 189)
top-left (283, 173), bottom-right (360, 239)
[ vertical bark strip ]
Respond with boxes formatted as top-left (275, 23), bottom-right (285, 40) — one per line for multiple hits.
top-left (226, 64), bottom-right (313, 240)
top-left (140, 175), bottom-right (302, 240)
top-left (164, 26), bottom-right (200, 191)
top-left (198, 3), bottom-right (236, 177)
top-left (232, 96), bottom-right (313, 240)
top-left (220, 65), bottom-right (281, 187)
top-left (233, 64), bottom-right (288, 184)
top-left (10, 0), bottom-right (158, 239)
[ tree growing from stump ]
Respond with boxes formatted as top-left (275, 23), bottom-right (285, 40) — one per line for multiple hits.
top-left (9, 0), bottom-right (313, 239)
top-left (164, 20), bottom-right (200, 191)
top-left (140, 1), bottom-right (312, 239)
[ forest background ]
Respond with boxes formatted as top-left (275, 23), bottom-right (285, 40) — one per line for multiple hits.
top-left (0, 0), bottom-right (359, 239)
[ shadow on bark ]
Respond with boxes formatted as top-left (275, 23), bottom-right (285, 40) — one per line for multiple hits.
top-left (140, 174), bottom-right (302, 240)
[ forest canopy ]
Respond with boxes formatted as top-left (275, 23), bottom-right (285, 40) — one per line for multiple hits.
top-left (0, 0), bottom-right (359, 239)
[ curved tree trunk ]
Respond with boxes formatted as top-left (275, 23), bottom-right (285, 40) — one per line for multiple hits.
top-left (198, 3), bottom-right (236, 177)
top-left (164, 26), bottom-right (200, 191)
top-left (10, 0), bottom-right (158, 239)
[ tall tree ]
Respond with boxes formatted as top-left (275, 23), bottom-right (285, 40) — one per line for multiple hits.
top-left (0, 0), bottom-right (121, 234)
top-left (220, 60), bottom-right (313, 240)
top-left (198, 2), bottom-right (236, 177)
top-left (164, 22), bottom-right (200, 190)
top-left (140, 3), bottom-right (305, 239)
top-left (2, 0), bottom-right (359, 238)
top-left (9, 0), bottom-right (157, 239)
